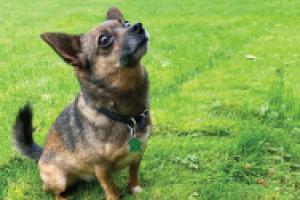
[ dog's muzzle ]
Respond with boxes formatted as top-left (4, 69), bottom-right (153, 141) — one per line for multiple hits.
top-left (119, 22), bottom-right (149, 67)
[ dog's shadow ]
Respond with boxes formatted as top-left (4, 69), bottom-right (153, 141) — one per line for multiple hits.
top-left (0, 157), bottom-right (132, 199)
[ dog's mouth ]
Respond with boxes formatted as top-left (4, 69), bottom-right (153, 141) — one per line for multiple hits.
top-left (132, 36), bottom-right (148, 54)
top-left (119, 23), bottom-right (149, 67)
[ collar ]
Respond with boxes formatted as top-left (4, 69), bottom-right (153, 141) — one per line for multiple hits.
top-left (96, 108), bottom-right (149, 131)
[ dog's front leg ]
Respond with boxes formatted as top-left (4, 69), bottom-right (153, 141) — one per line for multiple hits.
top-left (128, 159), bottom-right (143, 194)
top-left (95, 165), bottom-right (120, 200)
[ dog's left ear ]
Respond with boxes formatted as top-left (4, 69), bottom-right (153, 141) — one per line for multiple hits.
top-left (106, 6), bottom-right (124, 21)
top-left (41, 32), bottom-right (83, 67)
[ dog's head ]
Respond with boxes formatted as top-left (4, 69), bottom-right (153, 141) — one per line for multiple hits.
top-left (41, 7), bottom-right (149, 93)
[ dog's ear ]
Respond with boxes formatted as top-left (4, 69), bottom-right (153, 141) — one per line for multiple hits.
top-left (106, 7), bottom-right (124, 21)
top-left (41, 32), bottom-right (83, 67)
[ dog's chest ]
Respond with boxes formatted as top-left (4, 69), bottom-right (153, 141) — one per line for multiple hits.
top-left (111, 125), bottom-right (151, 169)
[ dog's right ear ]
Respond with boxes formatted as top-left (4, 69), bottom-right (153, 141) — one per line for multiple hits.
top-left (106, 7), bottom-right (124, 22)
top-left (41, 32), bottom-right (83, 67)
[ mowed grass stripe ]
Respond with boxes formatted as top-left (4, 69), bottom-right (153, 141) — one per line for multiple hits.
top-left (153, 22), bottom-right (300, 133)
top-left (148, 16), bottom-right (272, 97)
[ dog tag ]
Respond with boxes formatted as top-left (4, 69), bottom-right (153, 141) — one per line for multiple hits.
top-left (128, 137), bottom-right (142, 152)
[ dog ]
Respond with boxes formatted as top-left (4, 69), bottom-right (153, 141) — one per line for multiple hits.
top-left (12, 7), bottom-right (151, 200)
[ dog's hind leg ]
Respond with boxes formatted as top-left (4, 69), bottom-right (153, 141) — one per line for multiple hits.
top-left (39, 162), bottom-right (68, 200)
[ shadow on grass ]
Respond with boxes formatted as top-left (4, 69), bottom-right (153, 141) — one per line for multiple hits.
top-left (0, 157), bottom-right (30, 196)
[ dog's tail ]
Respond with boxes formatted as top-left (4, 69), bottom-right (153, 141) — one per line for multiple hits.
top-left (12, 103), bottom-right (43, 161)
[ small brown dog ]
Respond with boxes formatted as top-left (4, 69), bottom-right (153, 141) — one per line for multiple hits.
top-left (13, 7), bottom-right (151, 200)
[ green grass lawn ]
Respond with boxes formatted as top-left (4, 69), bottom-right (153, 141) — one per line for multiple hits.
top-left (1, 0), bottom-right (300, 199)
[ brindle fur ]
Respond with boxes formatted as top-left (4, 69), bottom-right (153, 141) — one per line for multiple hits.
top-left (13, 7), bottom-right (151, 200)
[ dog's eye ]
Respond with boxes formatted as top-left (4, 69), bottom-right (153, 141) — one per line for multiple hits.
top-left (124, 20), bottom-right (130, 28)
top-left (98, 34), bottom-right (114, 48)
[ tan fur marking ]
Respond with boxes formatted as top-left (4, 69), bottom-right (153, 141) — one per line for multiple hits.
top-left (77, 95), bottom-right (111, 126)
top-left (95, 165), bottom-right (120, 200)
top-left (43, 128), bottom-right (67, 152)
top-left (39, 162), bottom-right (67, 195)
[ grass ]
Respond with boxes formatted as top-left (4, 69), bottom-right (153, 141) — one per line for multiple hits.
top-left (1, 0), bottom-right (300, 199)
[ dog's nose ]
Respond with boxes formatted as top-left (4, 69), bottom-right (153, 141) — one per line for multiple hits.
top-left (131, 22), bottom-right (144, 34)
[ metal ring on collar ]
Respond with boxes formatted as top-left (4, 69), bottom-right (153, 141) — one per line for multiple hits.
top-left (127, 125), bottom-right (135, 136)
top-left (130, 117), bottom-right (136, 127)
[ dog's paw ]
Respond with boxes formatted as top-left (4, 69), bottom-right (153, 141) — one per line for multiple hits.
top-left (131, 185), bottom-right (143, 194)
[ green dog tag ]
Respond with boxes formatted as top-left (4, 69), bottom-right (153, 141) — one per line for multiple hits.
top-left (128, 137), bottom-right (142, 152)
